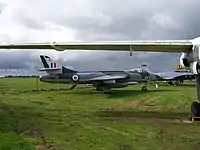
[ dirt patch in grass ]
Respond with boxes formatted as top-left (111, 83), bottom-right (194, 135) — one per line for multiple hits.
top-left (24, 126), bottom-right (58, 150)
top-left (31, 101), bottom-right (49, 106)
top-left (93, 108), bottom-right (189, 126)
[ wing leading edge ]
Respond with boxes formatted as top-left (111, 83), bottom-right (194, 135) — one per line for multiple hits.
top-left (0, 40), bottom-right (193, 53)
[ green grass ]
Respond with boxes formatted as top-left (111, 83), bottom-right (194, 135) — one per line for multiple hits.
top-left (0, 78), bottom-right (200, 150)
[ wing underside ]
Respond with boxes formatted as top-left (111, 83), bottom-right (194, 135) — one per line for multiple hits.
top-left (0, 40), bottom-right (193, 53)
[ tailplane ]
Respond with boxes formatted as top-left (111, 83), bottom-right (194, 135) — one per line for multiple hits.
top-left (39, 55), bottom-right (76, 74)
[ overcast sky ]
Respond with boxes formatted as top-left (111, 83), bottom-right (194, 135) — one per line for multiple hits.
top-left (0, 0), bottom-right (200, 75)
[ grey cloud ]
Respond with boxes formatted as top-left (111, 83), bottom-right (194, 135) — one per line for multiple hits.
top-left (54, 0), bottom-right (200, 40)
top-left (0, 2), bottom-right (6, 14)
top-left (19, 17), bottom-right (45, 30)
top-left (9, 7), bottom-right (46, 30)
top-left (0, 51), bottom-right (35, 69)
top-left (64, 15), bottom-right (150, 41)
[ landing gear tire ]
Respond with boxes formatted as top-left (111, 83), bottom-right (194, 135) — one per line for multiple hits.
top-left (191, 101), bottom-right (200, 117)
top-left (102, 88), bottom-right (112, 94)
top-left (96, 87), bottom-right (102, 91)
top-left (141, 86), bottom-right (148, 91)
top-left (103, 91), bottom-right (111, 94)
top-left (168, 81), bottom-right (174, 85)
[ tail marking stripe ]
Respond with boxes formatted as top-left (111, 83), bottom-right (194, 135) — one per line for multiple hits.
top-left (51, 63), bottom-right (53, 68)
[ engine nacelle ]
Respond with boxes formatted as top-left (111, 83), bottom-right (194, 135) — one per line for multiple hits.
top-left (190, 61), bottom-right (200, 74)
top-left (179, 52), bottom-right (190, 68)
top-left (180, 38), bottom-right (200, 74)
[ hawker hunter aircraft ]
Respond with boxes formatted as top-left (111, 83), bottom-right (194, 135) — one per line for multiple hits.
top-left (0, 37), bottom-right (200, 117)
top-left (39, 55), bottom-right (155, 93)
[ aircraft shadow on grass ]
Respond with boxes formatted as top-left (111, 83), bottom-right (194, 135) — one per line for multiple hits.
top-left (105, 89), bottom-right (178, 99)
top-left (72, 89), bottom-right (178, 99)
top-left (93, 109), bottom-right (189, 120)
top-left (157, 83), bottom-right (196, 87)
top-left (177, 84), bottom-right (196, 87)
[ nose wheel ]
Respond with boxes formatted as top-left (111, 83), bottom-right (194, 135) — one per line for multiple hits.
top-left (141, 86), bottom-right (148, 91)
top-left (96, 87), bottom-right (103, 91)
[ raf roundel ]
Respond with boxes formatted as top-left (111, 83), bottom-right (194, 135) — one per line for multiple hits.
top-left (72, 74), bottom-right (79, 82)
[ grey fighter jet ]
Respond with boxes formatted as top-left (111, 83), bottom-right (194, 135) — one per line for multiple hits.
top-left (141, 64), bottom-right (195, 86)
top-left (154, 71), bottom-right (195, 85)
top-left (39, 55), bottom-right (153, 94)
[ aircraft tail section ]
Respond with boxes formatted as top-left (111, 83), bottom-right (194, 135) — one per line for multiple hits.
top-left (39, 55), bottom-right (76, 74)
top-left (141, 63), bottom-right (152, 73)
top-left (141, 63), bottom-right (159, 78)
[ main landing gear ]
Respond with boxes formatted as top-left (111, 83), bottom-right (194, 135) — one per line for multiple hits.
top-left (141, 82), bottom-right (148, 91)
top-left (96, 87), bottom-right (103, 91)
top-left (190, 74), bottom-right (200, 119)
top-left (141, 86), bottom-right (148, 91)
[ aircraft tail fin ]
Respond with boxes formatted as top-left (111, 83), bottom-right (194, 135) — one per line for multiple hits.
top-left (141, 63), bottom-right (152, 73)
top-left (141, 63), bottom-right (158, 76)
top-left (39, 55), bottom-right (76, 74)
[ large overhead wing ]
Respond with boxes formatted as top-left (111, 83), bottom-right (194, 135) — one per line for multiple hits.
top-left (0, 40), bottom-right (193, 53)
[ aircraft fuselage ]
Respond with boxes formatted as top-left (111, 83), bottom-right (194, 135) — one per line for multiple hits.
top-left (39, 70), bottom-right (148, 87)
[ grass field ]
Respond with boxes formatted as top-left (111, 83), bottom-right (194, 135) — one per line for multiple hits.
top-left (0, 78), bottom-right (200, 150)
